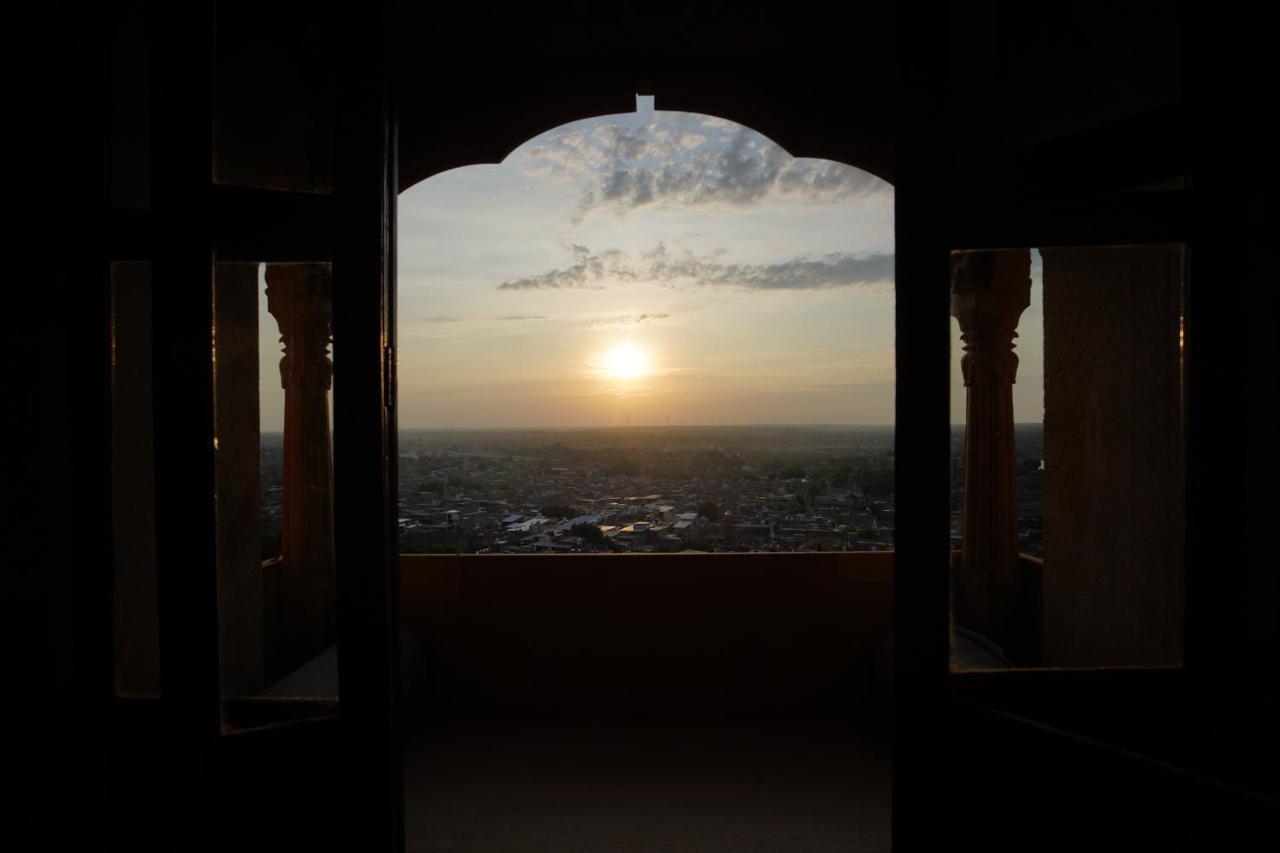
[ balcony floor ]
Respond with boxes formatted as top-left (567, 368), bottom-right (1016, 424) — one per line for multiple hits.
top-left (403, 714), bottom-right (891, 853)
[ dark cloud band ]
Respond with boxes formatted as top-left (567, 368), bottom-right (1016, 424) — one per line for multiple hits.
top-left (498, 245), bottom-right (893, 292)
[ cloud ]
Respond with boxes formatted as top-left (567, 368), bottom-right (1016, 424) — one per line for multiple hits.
top-left (495, 244), bottom-right (635, 291)
top-left (522, 112), bottom-right (889, 218)
top-left (587, 313), bottom-right (672, 331)
top-left (414, 314), bottom-right (549, 325)
top-left (497, 243), bottom-right (893, 292)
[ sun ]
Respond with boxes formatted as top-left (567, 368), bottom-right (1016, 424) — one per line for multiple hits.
top-left (599, 343), bottom-right (651, 380)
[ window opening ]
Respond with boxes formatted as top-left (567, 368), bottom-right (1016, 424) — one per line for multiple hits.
top-left (394, 106), bottom-right (895, 555)
top-left (216, 260), bottom-right (339, 732)
top-left (948, 245), bottom-right (1185, 670)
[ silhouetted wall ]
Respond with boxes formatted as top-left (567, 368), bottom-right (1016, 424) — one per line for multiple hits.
top-left (1041, 245), bottom-right (1185, 666)
top-left (112, 262), bottom-right (161, 696)
top-left (400, 552), bottom-right (892, 714)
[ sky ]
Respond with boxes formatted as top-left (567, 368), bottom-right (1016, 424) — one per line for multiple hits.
top-left (258, 99), bottom-right (1044, 430)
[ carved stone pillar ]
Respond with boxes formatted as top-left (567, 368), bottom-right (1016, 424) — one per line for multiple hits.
top-left (951, 249), bottom-right (1031, 655)
top-left (266, 263), bottom-right (335, 671)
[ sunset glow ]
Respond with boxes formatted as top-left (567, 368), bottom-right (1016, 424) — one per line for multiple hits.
top-left (598, 343), bottom-right (651, 381)
top-left (325, 106), bottom-right (910, 429)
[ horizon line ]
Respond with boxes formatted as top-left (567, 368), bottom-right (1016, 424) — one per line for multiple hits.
top-left (259, 421), bottom-right (1045, 433)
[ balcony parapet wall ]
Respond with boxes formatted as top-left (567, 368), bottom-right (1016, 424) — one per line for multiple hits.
top-left (400, 552), bottom-right (893, 715)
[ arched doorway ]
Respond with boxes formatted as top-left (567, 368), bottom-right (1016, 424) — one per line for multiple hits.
top-left (395, 101), bottom-right (896, 851)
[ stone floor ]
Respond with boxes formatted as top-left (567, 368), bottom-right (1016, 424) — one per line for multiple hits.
top-left (403, 714), bottom-right (891, 853)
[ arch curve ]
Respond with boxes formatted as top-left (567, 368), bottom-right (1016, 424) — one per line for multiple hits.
top-left (396, 75), bottom-right (894, 194)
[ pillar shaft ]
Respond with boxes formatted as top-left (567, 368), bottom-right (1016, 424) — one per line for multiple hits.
top-left (266, 263), bottom-right (335, 669)
top-left (951, 249), bottom-right (1031, 653)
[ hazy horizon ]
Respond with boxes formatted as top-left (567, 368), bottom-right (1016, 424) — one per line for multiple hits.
top-left (257, 421), bottom-right (1046, 436)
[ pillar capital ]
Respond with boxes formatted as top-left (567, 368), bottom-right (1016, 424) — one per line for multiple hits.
top-left (951, 249), bottom-right (1032, 387)
top-left (265, 263), bottom-right (332, 392)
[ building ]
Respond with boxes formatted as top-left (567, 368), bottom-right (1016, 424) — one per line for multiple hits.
top-left (12, 3), bottom-right (1274, 852)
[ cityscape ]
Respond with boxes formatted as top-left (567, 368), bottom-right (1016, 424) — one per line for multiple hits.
top-left (261, 424), bottom-right (1044, 557)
